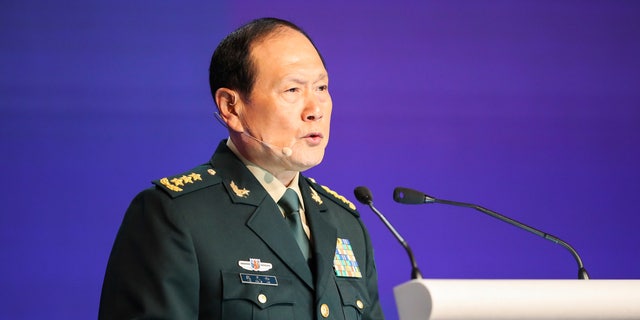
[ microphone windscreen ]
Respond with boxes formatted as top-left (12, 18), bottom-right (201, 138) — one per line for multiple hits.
top-left (393, 187), bottom-right (427, 204)
top-left (354, 186), bottom-right (373, 204)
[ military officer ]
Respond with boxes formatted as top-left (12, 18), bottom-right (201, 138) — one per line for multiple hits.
top-left (99, 17), bottom-right (384, 319)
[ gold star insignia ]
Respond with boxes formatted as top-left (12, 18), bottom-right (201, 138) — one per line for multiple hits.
top-left (181, 175), bottom-right (193, 184)
top-left (189, 172), bottom-right (202, 181)
top-left (161, 178), bottom-right (183, 192)
top-left (171, 178), bottom-right (185, 187)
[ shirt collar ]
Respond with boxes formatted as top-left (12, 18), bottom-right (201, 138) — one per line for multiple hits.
top-left (226, 138), bottom-right (303, 208)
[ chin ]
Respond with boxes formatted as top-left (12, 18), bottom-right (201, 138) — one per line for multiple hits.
top-left (292, 151), bottom-right (325, 171)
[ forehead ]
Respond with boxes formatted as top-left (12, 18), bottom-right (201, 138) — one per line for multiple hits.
top-left (249, 27), bottom-right (325, 73)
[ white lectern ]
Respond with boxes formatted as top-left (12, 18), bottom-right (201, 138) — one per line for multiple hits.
top-left (394, 279), bottom-right (640, 319)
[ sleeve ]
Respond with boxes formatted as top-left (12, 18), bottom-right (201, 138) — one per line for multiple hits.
top-left (98, 188), bottom-right (200, 319)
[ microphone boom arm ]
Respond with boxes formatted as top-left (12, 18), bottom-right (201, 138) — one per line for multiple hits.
top-left (355, 186), bottom-right (423, 279)
top-left (366, 202), bottom-right (423, 279)
top-left (394, 187), bottom-right (589, 280)
top-left (435, 198), bottom-right (589, 279)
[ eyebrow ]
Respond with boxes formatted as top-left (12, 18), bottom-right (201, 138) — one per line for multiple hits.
top-left (284, 73), bottom-right (328, 85)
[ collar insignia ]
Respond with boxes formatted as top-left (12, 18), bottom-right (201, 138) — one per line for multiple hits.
top-left (239, 258), bottom-right (273, 272)
top-left (230, 180), bottom-right (250, 198)
top-left (310, 186), bottom-right (323, 205)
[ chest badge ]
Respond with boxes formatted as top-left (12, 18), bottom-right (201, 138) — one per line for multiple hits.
top-left (238, 258), bottom-right (273, 272)
top-left (333, 238), bottom-right (362, 278)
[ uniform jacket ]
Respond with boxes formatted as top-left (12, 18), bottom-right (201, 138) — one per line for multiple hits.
top-left (99, 140), bottom-right (384, 319)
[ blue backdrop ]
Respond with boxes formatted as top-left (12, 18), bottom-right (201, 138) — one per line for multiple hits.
top-left (2, 1), bottom-right (639, 319)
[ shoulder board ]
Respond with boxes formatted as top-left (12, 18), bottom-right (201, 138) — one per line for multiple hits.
top-left (305, 177), bottom-right (359, 217)
top-left (152, 164), bottom-right (221, 198)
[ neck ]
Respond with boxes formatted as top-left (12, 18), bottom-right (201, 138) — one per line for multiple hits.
top-left (228, 135), bottom-right (299, 186)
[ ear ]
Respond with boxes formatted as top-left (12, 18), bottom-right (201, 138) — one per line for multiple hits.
top-left (215, 88), bottom-right (244, 133)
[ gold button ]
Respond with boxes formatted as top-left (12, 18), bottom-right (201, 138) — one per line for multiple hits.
top-left (356, 299), bottom-right (364, 309)
top-left (257, 294), bottom-right (267, 304)
top-left (320, 303), bottom-right (330, 318)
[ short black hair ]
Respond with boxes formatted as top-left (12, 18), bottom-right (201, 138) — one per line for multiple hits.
top-left (208, 17), bottom-right (326, 104)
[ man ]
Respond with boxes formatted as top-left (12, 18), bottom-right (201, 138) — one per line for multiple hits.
top-left (99, 17), bottom-right (384, 319)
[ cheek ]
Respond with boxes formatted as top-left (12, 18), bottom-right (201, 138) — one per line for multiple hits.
top-left (249, 109), bottom-right (286, 134)
top-left (322, 93), bottom-right (332, 107)
top-left (324, 98), bottom-right (333, 117)
top-left (324, 107), bottom-right (332, 130)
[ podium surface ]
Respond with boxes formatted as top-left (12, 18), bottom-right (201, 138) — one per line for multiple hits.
top-left (394, 279), bottom-right (640, 319)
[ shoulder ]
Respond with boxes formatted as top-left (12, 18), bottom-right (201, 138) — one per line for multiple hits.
top-left (152, 164), bottom-right (222, 198)
top-left (304, 177), bottom-right (359, 217)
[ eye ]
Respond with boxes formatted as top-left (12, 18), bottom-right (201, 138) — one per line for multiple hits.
top-left (317, 85), bottom-right (328, 92)
top-left (285, 87), bottom-right (299, 93)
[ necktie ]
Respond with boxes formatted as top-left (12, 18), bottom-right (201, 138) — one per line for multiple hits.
top-left (278, 188), bottom-right (311, 260)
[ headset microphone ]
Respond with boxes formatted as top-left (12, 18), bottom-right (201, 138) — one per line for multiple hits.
top-left (215, 112), bottom-right (294, 157)
top-left (241, 130), bottom-right (294, 157)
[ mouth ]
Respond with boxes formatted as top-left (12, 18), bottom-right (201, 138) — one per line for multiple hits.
top-left (303, 132), bottom-right (324, 145)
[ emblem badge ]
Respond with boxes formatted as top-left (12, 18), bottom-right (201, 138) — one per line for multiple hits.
top-left (239, 258), bottom-right (273, 272)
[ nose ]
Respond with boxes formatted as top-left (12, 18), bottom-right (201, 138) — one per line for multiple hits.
top-left (302, 93), bottom-right (327, 121)
top-left (304, 106), bottom-right (322, 121)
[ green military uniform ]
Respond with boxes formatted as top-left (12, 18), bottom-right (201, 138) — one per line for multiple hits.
top-left (99, 140), bottom-right (384, 319)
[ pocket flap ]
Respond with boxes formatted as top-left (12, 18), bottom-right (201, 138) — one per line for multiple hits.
top-left (335, 278), bottom-right (369, 312)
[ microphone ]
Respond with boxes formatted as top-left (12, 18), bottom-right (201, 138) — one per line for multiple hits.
top-left (241, 131), bottom-right (293, 157)
top-left (354, 186), bottom-right (423, 279)
top-left (393, 187), bottom-right (590, 280)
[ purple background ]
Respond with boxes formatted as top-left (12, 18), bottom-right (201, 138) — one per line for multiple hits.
top-left (2, 1), bottom-right (639, 319)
